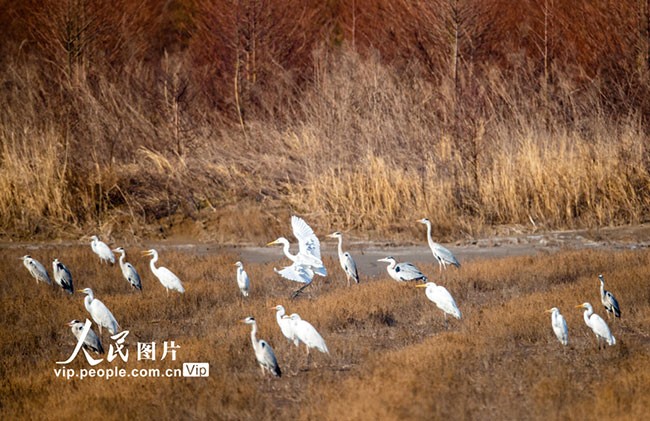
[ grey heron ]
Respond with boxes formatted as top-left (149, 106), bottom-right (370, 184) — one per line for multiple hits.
top-left (545, 307), bottom-right (568, 346)
top-left (20, 255), bottom-right (51, 285)
top-left (268, 215), bottom-right (327, 297)
top-left (378, 256), bottom-right (427, 282)
top-left (418, 218), bottom-right (460, 271)
top-left (416, 282), bottom-right (461, 327)
top-left (235, 261), bottom-right (250, 297)
top-left (90, 235), bottom-right (115, 265)
top-left (142, 249), bottom-right (185, 294)
top-left (67, 319), bottom-right (104, 354)
top-left (52, 258), bottom-right (74, 294)
top-left (576, 302), bottom-right (615, 348)
top-left (328, 231), bottom-right (360, 286)
top-left (243, 316), bottom-right (281, 377)
top-left (598, 274), bottom-right (621, 319)
top-left (80, 288), bottom-right (119, 335)
top-left (113, 247), bottom-right (142, 291)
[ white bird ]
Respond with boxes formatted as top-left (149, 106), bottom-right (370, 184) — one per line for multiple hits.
top-left (113, 247), bottom-right (142, 291)
top-left (66, 319), bottom-right (104, 354)
top-left (576, 302), bottom-right (615, 348)
top-left (235, 261), bottom-right (250, 297)
top-left (268, 215), bottom-right (327, 297)
top-left (288, 313), bottom-right (329, 355)
top-left (80, 288), bottom-right (119, 335)
top-left (545, 307), bottom-right (568, 346)
top-left (20, 255), bottom-right (51, 285)
top-left (328, 232), bottom-right (359, 286)
top-left (90, 235), bottom-right (115, 265)
top-left (142, 249), bottom-right (185, 294)
top-left (272, 305), bottom-right (297, 345)
top-left (598, 274), bottom-right (621, 319)
top-left (418, 218), bottom-right (460, 271)
top-left (243, 316), bottom-right (281, 377)
top-left (416, 282), bottom-right (461, 327)
top-left (378, 256), bottom-right (427, 282)
top-left (52, 258), bottom-right (74, 294)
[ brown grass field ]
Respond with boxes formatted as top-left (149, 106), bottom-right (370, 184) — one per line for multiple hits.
top-left (1, 243), bottom-right (649, 420)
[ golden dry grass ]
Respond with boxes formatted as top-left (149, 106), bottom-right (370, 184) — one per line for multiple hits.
top-left (1, 244), bottom-right (649, 420)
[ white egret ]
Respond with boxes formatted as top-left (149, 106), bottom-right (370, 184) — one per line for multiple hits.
top-left (142, 249), bottom-right (185, 294)
top-left (418, 218), bottom-right (460, 271)
top-left (272, 305), bottom-right (298, 346)
top-left (576, 302), bottom-right (615, 348)
top-left (545, 307), bottom-right (568, 346)
top-left (20, 255), bottom-right (51, 285)
top-left (378, 256), bottom-right (428, 282)
top-left (80, 288), bottom-right (119, 335)
top-left (235, 261), bottom-right (250, 297)
top-left (52, 258), bottom-right (74, 294)
top-left (288, 313), bottom-right (329, 355)
top-left (598, 274), bottom-right (621, 319)
top-left (328, 232), bottom-right (360, 286)
top-left (90, 235), bottom-right (115, 265)
top-left (416, 282), bottom-right (461, 327)
top-left (67, 320), bottom-right (104, 354)
top-left (268, 215), bottom-right (327, 297)
top-left (113, 247), bottom-right (142, 291)
top-left (243, 316), bottom-right (281, 377)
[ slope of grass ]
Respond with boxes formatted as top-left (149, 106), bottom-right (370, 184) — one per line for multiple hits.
top-left (1, 245), bottom-right (648, 419)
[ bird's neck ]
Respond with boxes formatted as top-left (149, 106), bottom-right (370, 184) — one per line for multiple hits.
top-left (250, 324), bottom-right (258, 347)
top-left (149, 256), bottom-right (158, 272)
top-left (276, 310), bottom-right (285, 323)
top-left (282, 242), bottom-right (298, 262)
top-left (337, 237), bottom-right (344, 258)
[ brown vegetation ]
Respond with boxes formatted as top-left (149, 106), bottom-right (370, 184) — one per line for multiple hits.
top-left (1, 245), bottom-right (649, 419)
top-left (0, 1), bottom-right (649, 241)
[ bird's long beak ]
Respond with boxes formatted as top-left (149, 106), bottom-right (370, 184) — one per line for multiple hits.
top-left (545, 309), bottom-right (552, 313)
top-left (575, 304), bottom-right (584, 309)
top-left (267, 240), bottom-right (278, 246)
top-left (415, 284), bottom-right (427, 288)
top-left (141, 250), bottom-right (151, 256)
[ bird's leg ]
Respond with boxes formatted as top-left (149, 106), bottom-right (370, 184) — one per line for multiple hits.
top-left (291, 283), bottom-right (311, 299)
top-left (444, 313), bottom-right (449, 330)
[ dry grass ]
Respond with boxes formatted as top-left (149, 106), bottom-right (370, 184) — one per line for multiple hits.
top-left (1, 33), bottom-right (648, 241)
top-left (1, 244), bottom-right (649, 420)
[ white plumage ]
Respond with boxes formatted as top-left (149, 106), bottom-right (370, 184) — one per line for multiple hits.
top-left (268, 215), bottom-right (327, 296)
top-left (288, 313), bottom-right (329, 355)
top-left (272, 305), bottom-right (296, 345)
top-left (576, 302), bottom-right (615, 347)
top-left (90, 235), bottom-right (115, 265)
top-left (81, 288), bottom-right (119, 335)
top-left (235, 261), bottom-right (250, 297)
top-left (143, 249), bottom-right (185, 294)
top-left (546, 307), bottom-right (568, 346)
top-left (416, 282), bottom-right (461, 326)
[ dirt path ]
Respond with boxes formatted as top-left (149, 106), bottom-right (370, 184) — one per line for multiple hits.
top-left (4, 224), bottom-right (648, 277)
